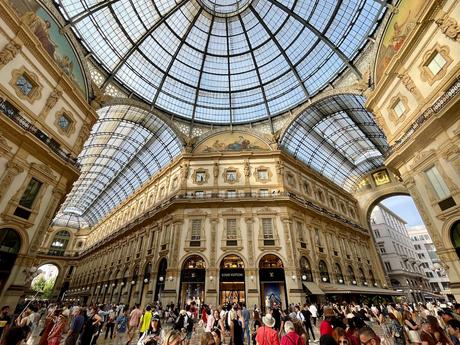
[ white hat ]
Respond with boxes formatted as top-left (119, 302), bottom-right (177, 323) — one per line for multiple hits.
top-left (262, 313), bottom-right (276, 328)
top-left (61, 309), bottom-right (70, 317)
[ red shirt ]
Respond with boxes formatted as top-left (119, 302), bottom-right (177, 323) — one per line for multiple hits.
top-left (256, 326), bottom-right (280, 345)
top-left (320, 320), bottom-right (333, 336)
top-left (281, 331), bottom-right (304, 345)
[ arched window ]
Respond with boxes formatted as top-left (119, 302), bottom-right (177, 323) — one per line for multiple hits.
top-left (300, 257), bottom-right (313, 282)
top-left (0, 229), bottom-right (21, 254)
top-left (348, 265), bottom-right (356, 284)
top-left (450, 221), bottom-right (460, 260)
top-left (259, 254), bottom-right (284, 269)
top-left (335, 263), bottom-right (344, 284)
top-left (221, 255), bottom-right (244, 269)
top-left (48, 230), bottom-right (70, 256)
top-left (183, 255), bottom-right (206, 269)
top-left (319, 260), bottom-right (329, 283)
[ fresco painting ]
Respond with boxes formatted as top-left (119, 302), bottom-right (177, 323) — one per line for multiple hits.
top-left (11, 1), bottom-right (87, 95)
top-left (375, 0), bottom-right (425, 82)
top-left (195, 132), bottom-right (270, 153)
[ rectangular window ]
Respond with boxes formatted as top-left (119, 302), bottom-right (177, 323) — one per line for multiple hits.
top-left (258, 169), bottom-right (268, 180)
top-left (374, 230), bottom-right (381, 238)
top-left (296, 221), bottom-right (304, 242)
top-left (262, 218), bottom-right (274, 245)
top-left (425, 166), bottom-right (450, 200)
top-left (226, 170), bottom-right (237, 182)
top-left (384, 262), bottom-right (392, 271)
top-left (393, 99), bottom-right (406, 117)
top-left (427, 52), bottom-right (447, 75)
top-left (190, 219), bottom-right (202, 247)
top-left (19, 178), bottom-right (43, 209)
top-left (196, 172), bottom-right (206, 182)
top-left (16, 74), bottom-right (34, 96)
top-left (426, 272), bottom-right (434, 278)
top-left (226, 218), bottom-right (237, 246)
top-left (191, 220), bottom-right (201, 241)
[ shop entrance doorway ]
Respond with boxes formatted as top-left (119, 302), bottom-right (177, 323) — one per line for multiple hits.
top-left (219, 255), bottom-right (245, 305)
top-left (259, 254), bottom-right (287, 310)
top-left (179, 255), bottom-right (206, 307)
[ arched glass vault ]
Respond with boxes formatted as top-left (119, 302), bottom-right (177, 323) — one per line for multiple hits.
top-left (54, 0), bottom-right (385, 124)
top-left (281, 94), bottom-right (388, 192)
top-left (53, 105), bottom-right (183, 228)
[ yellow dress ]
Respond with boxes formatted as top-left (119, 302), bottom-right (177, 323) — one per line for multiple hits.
top-left (139, 311), bottom-right (152, 333)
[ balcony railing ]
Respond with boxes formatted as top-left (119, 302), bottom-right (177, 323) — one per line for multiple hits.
top-left (0, 97), bottom-right (80, 169)
top-left (80, 190), bottom-right (368, 256)
top-left (386, 76), bottom-right (460, 157)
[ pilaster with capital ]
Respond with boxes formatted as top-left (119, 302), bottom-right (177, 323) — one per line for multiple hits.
top-left (245, 216), bottom-right (255, 266)
top-left (29, 188), bottom-right (65, 254)
top-left (281, 217), bottom-right (295, 266)
top-left (210, 217), bottom-right (219, 267)
top-left (0, 161), bottom-right (24, 201)
top-left (170, 219), bottom-right (183, 268)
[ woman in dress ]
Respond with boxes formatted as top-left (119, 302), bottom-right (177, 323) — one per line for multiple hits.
top-left (403, 310), bottom-right (421, 345)
top-left (38, 309), bottom-right (60, 345)
top-left (47, 311), bottom-right (68, 345)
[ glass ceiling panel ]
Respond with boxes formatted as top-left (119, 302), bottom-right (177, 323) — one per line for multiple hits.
top-left (53, 105), bottom-right (182, 228)
top-left (55, 0), bottom-right (385, 124)
top-left (281, 94), bottom-right (388, 192)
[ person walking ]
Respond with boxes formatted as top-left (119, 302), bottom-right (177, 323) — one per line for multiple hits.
top-left (65, 307), bottom-right (84, 345)
top-left (320, 308), bottom-right (335, 337)
top-left (105, 306), bottom-right (117, 340)
top-left (114, 308), bottom-right (129, 345)
top-left (80, 306), bottom-right (102, 345)
top-left (48, 310), bottom-right (69, 345)
top-left (281, 321), bottom-right (305, 345)
top-left (139, 305), bottom-right (153, 338)
top-left (255, 314), bottom-right (280, 345)
top-left (310, 304), bottom-right (318, 327)
top-left (242, 304), bottom-right (251, 345)
top-left (302, 303), bottom-right (315, 341)
top-left (127, 304), bottom-right (142, 345)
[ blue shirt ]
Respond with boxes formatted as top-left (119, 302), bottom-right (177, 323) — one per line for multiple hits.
top-left (70, 314), bottom-right (85, 334)
top-left (116, 315), bottom-right (128, 333)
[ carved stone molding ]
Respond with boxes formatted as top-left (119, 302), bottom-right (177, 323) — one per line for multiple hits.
top-left (397, 71), bottom-right (423, 102)
top-left (435, 11), bottom-right (460, 42)
top-left (40, 88), bottom-right (62, 118)
top-left (0, 132), bottom-right (13, 157)
top-left (0, 161), bottom-right (24, 200)
top-left (0, 39), bottom-right (21, 69)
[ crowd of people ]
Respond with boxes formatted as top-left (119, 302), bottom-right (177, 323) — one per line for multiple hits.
top-left (1, 299), bottom-right (460, 345)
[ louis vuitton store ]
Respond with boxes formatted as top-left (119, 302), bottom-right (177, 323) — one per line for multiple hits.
top-left (219, 255), bottom-right (246, 305)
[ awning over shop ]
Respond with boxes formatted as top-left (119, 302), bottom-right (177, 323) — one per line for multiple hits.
top-left (303, 282), bottom-right (325, 295)
top-left (321, 284), bottom-right (403, 296)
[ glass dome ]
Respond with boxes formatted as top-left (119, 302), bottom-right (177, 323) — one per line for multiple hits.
top-left (56, 0), bottom-right (385, 124)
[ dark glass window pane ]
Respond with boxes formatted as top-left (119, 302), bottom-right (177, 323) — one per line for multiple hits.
top-left (0, 229), bottom-right (21, 253)
top-left (16, 75), bottom-right (33, 96)
top-left (19, 178), bottom-right (43, 209)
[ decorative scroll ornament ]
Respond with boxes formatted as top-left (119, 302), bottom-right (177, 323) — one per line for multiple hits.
top-left (435, 11), bottom-right (460, 42)
top-left (0, 40), bottom-right (21, 68)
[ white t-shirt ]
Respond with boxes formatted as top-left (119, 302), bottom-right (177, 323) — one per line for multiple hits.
top-left (309, 305), bottom-right (317, 318)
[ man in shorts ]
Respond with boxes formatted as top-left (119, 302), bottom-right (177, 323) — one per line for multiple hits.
top-left (127, 304), bottom-right (142, 345)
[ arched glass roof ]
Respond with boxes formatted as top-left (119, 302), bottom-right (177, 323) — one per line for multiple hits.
top-left (55, 0), bottom-right (385, 124)
top-left (53, 105), bottom-right (183, 228)
top-left (280, 94), bottom-right (388, 192)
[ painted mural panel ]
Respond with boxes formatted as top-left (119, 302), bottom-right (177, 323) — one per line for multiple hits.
top-left (194, 132), bottom-right (271, 153)
top-left (10, 1), bottom-right (87, 96)
top-left (375, 0), bottom-right (425, 83)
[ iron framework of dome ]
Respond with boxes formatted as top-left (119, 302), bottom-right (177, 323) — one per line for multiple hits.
top-left (54, 0), bottom-right (385, 124)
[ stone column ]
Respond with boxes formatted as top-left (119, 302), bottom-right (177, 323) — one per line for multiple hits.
top-left (0, 161), bottom-right (24, 200)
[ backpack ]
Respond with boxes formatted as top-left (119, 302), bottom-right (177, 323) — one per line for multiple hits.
top-left (185, 314), bottom-right (194, 332)
top-left (174, 314), bottom-right (185, 330)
